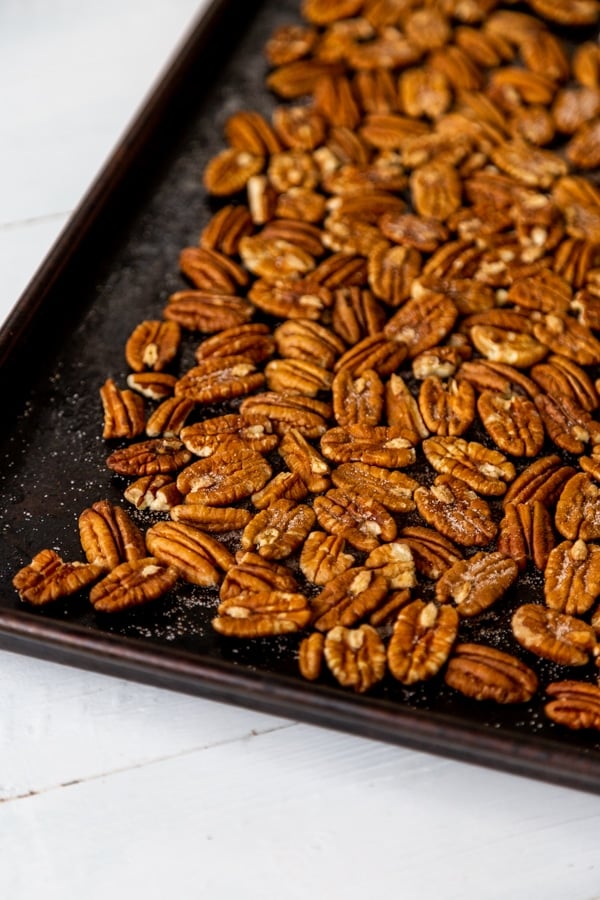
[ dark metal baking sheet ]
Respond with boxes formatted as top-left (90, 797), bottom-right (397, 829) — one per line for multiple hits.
top-left (2, 0), bottom-right (600, 794)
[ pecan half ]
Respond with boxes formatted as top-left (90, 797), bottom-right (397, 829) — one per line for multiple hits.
top-left (332, 369), bottom-right (384, 428)
top-left (422, 436), bottom-right (515, 496)
top-left (469, 324), bottom-right (547, 368)
top-left (444, 643), bottom-right (538, 704)
top-left (13, 549), bottom-right (103, 606)
top-left (503, 455), bottom-right (576, 508)
top-left (555, 473), bottom-right (600, 541)
top-left (225, 109), bottom-right (282, 154)
top-left (367, 242), bottom-right (422, 306)
top-left (331, 461), bottom-right (417, 514)
top-left (418, 376), bottom-right (476, 437)
top-left (545, 681), bottom-right (600, 731)
top-left (125, 320), bottom-right (181, 373)
top-left (265, 357), bottom-right (333, 398)
top-left (174, 356), bottom-right (264, 404)
top-left (249, 277), bottom-right (332, 320)
top-left (333, 332), bottom-right (407, 376)
top-left (429, 43), bottom-right (482, 90)
top-left (240, 392), bottom-right (330, 438)
top-left (267, 149), bottom-right (320, 192)
top-left (313, 487), bottom-right (397, 552)
top-left (126, 372), bottom-right (177, 401)
top-left (266, 59), bottom-right (345, 100)
top-left (299, 531), bottom-right (355, 586)
top-left (331, 286), bottom-right (386, 344)
top-left (398, 526), bottom-right (463, 580)
top-left (364, 542), bottom-right (417, 590)
top-left (532, 312), bottom-right (600, 365)
top-left (219, 554), bottom-right (297, 602)
top-left (176, 447), bottom-right (272, 505)
top-left (180, 413), bottom-right (278, 457)
top-left (170, 503), bottom-right (252, 533)
top-left (435, 551), bottom-right (518, 617)
top-left (368, 589), bottom-right (412, 627)
top-left (251, 471), bottom-right (309, 509)
top-left (477, 390), bottom-right (545, 457)
top-left (241, 499), bottom-right (316, 559)
top-left (456, 359), bottom-right (540, 399)
top-left (507, 270), bottom-right (571, 315)
top-left (380, 212), bottom-right (449, 253)
top-left (272, 104), bottom-right (325, 148)
top-left (279, 428), bottom-right (331, 493)
top-left (99, 378), bottom-right (145, 441)
top-left (512, 604), bottom-right (597, 667)
top-left (414, 474), bottom-right (497, 547)
top-left (384, 292), bottom-right (458, 358)
top-left (323, 624), bottom-right (387, 693)
top-left (553, 176), bottom-right (600, 242)
top-left (298, 632), bottom-right (325, 681)
top-left (385, 374), bottom-right (429, 445)
top-left (410, 162), bottom-right (462, 220)
top-left (566, 118), bottom-right (600, 170)
top-left (320, 424), bottom-right (416, 468)
top-left (199, 204), bottom-right (253, 256)
top-left (498, 501), bottom-right (555, 572)
top-left (360, 113), bottom-right (428, 151)
top-left (164, 290), bottom-right (254, 333)
top-left (553, 238), bottom-right (599, 289)
top-left (79, 500), bottom-right (146, 570)
top-left (311, 567), bottom-right (389, 631)
top-left (146, 521), bottom-right (234, 587)
top-left (399, 67), bottom-right (452, 119)
top-left (213, 591), bottom-right (311, 637)
top-left (145, 397), bottom-right (195, 438)
top-left (489, 139), bottom-right (567, 189)
top-left (273, 318), bottom-right (345, 368)
top-left (528, 0), bottom-right (600, 26)
top-left (195, 323), bottom-right (275, 365)
top-left (534, 391), bottom-right (600, 455)
top-left (530, 355), bottom-right (599, 411)
top-left (555, 87), bottom-right (600, 139)
top-left (388, 600), bottom-right (459, 685)
top-left (106, 438), bottom-right (192, 476)
top-left (123, 475), bottom-right (182, 512)
top-left (544, 539), bottom-right (600, 616)
top-left (239, 235), bottom-right (316, 281)
top-left (203, 148), bottom-right (264, 196)
top-left (89, 558), bottom-right (179, 613)
top-left (580, 452), bottom-right (600, 481)
top-left (573, 41), bottom-right (600, 88)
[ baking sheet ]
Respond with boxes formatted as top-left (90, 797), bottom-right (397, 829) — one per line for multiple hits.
top-left (2, 0), bottom-right (600, 794)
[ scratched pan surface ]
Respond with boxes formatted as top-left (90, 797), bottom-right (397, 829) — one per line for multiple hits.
top-left (1, 0), bottom-right (600, 793)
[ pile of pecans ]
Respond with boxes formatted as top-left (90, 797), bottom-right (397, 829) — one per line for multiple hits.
top-left (15, 0), bottom-right (600, 734)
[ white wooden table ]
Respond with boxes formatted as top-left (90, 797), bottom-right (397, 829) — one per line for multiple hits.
top-left (1, 3), bottom-right (600, 897)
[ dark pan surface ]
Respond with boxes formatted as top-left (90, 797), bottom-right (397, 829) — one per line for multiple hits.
top-left (2, 0), bottom-right (600, 794)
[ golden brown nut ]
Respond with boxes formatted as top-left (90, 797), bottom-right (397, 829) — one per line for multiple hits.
top-left (13, 549), bottom-right (103, 606)
top-left (445, 643), bottom-right (538, 704)
top-left (90, 558), bottom-right (179, 613)
top-left (324, 625), bottom-right (387, 693)
top-left (388, 600), bottom-right (459, 685)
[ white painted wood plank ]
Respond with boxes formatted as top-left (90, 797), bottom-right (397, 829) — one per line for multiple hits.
top-left (0, 215), bottom-right (70, 308)
top-left (0, 0), bottom-right (208, 225)
top-left (0, 649), bottom-right (293, 801)
top-left (1, 722), bottom-right (599, 900)
top-left (0, 0), bottom-right (209, 322)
